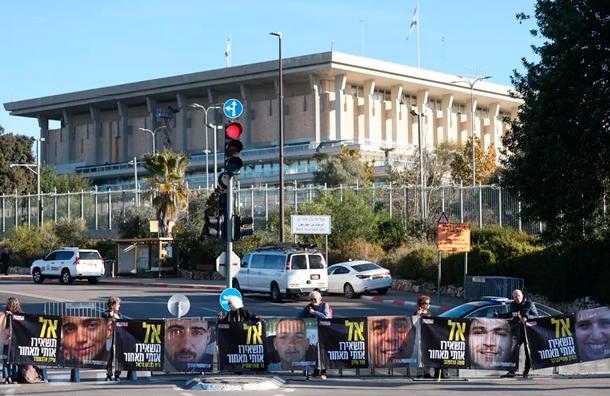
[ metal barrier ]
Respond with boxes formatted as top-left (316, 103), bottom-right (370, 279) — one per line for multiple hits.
top-left (43, 302), bottom-right (107, 317)
top-left (464, 276), bottom-right (524, 301)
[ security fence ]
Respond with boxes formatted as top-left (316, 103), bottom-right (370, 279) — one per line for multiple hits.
top-left (0, 183), bottom-right (544, 235)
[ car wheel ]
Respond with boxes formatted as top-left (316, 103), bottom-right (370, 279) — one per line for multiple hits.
top-left (88, 277), bottom-right (100, 285)
top-left (32, 269), bottom-right (44, 284)
top-left (270, 282), bottom-right (282, 303)
top-left (344, 283), bottom-right (357, 299)
top-left (377, 288), bottom-right (389, 295)
top-left (60, 270), bottom-right (74, 285)
top-left (233, 279), bottom-right (242, 293)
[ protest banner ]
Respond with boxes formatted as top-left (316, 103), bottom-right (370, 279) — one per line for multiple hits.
top-left (318, 317), bottom-right (368, 369)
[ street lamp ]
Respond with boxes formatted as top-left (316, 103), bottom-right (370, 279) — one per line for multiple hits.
top-left (10, 137), bottom-right (45, 226)
top-left (189, 103), bottom-right (222, 189)
top-left (203, 149), bottom-right (211, 190)
top-left (410, 109), bottom-right (426, 220)
top-left (128, 157), bottom-right (139, 206)
top-left (139, 126), bottom-right (167, 155)
top-left (451, 75), bottom-right (492, 186)
top-left (270, 31), bottom-right (285, 242)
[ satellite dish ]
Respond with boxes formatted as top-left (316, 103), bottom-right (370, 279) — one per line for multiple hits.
top-left (167, 294), bottom-right (190, 318)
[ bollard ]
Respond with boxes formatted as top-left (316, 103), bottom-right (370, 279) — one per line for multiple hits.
top-left (70, 368), bottom-right (80, 382)
top-left (129, 370), bottom-right (137, 381)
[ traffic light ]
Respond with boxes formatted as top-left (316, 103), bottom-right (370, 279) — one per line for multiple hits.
top-left (224, 122), bottom-right (244, 176)
top-left (233, 215), bottom-right (254, 241)
top-left (204, 193), bottom-right (228, 240)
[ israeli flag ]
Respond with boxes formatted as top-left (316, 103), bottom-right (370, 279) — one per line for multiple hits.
top-left (225, 35), bottom-right (231, 67)
top-left (406, 4), bottom-right (418, 40)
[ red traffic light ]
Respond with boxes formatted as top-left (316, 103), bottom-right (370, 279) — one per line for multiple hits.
top-left (226, 122), bottom-right (243, 139)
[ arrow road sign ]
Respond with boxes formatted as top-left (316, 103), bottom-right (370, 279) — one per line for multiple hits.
top-left (223, 99), bottom-right (243, 119)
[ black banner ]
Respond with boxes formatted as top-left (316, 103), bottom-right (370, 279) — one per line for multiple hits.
top-left (164, 319), bottom-right (215, 372)
top-left (467, 318), bottom-right (521, 371)
top-left (266, 318), bottom-right (318, 371)
top-left (8, 313), bottom-right (61, 367)
top-left (318, 317), bottom-right (368, 369)
top-left (217, 321), bottom-right (266, 372)
top-left (368, 316), bottom-right (416, 368)
top-left (0, 312), bottom-right (8, 360)
top-left (526, 314), bottom-right (579, 369)
top-left (115, 320), bottom-right (165, 371)
top-left (420, 317), bottom-right (468, 368)
top-left (575, 307), bottom-right (610, 363)
top-left (59, 316), bottom-right (112, 369)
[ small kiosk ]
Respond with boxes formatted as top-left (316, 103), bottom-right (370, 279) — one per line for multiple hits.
top-left (113, 237), bottom-right (180, 278)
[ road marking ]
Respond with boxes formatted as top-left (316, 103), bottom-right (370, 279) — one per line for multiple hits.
top-left (153, 298), bottom-right (168, 302)
top-left (182, 393), bottom-right (196, 396)
top-left (199, 307), bottom-right (218, 313)
top-left (0, 290), bottom-right (72, 302)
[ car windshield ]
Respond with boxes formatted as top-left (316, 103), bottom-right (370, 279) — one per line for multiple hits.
top-left (439, 302), bottom-right (491, 317)
top-left (352, 263), bottom-right (380, 272)
top-left (79, 251), bottom-right (101, 260)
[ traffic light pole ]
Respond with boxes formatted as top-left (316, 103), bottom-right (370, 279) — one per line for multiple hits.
top-left (225, 176), bottom-right (234, 289)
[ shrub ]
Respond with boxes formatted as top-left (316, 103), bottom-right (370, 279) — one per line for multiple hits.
top-left (374, 215), bottom-right (409, 251)
top-left (336, 239), bottom-right (385, 264)
top-left (52, 218), bottom-right (88, 248)
top-left (394, 244), bottom-right (439, 283)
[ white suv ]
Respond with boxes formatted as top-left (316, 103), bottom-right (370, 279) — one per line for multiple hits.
top-left (30, 248), bottom-right (105, 285)
top-left (233, 243), bottom-right (328, 303)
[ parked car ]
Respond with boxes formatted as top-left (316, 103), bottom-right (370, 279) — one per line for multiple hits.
top-left (326, 261), bottom-right (392, 299)
top-left (233, 243), bottom-right (328, 303)
top-left (30, 247), bottom-right (105, 285)
top-left (439, 297), bottom-right (564, 318)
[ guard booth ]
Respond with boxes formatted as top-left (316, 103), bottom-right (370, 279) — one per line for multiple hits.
top-left (113, 237), bottom-right (180, 278)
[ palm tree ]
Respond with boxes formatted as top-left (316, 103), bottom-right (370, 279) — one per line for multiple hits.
top-left (142, 150), bottom-right (191, 236)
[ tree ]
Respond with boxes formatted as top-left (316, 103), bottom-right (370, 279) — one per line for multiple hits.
top-left (142, 151), bottom-right (191, 236)
top-left (0, 127), bottom-right (36, 195)
top-left (40, 166), bottom-right (90, 193)
top-left (450, 136), bottom-right (497, 185)
top-left (502, 1), bottom-right (610, 240)
top-left (115, 205), bottom-right (156, 239)
top-left (313, 145), bottom-right (374, 187)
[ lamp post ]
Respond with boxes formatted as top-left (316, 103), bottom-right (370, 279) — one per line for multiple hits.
top-left (410, 109), bottom-right (425, 220)
top-left (128, 157), bottom-right (139, 206)
top-left (10, 137), bottom-right (45, 226)
top-left (139, 126), bottom-right (167, 155)
top-left (189, 103), bottom-right (222, 189)
top-left (203, 149), bottom-right (211, 190)
top-left (270, 31), bottom-right (285, 242)
top-left (451, 75), bottom-right (492, 186)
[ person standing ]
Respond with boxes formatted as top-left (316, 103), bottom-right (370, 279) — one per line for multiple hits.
top-left (217, 296), bottom-right (262, 323)
top-left (498, 289), bottom-right (538, 378)
top-left (102, 297), bottom-right (124, 381)
top-left (298, 291), bottom-right (331, 379)
top-left (0, 248), bottom-right (9, 276)
top-left (414, 295), bottom-right (449, 379)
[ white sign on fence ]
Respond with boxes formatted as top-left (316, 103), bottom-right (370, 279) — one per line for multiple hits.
top-left (291, 215), bottom-right (331, 235)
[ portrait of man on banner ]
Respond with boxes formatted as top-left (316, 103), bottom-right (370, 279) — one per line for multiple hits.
top-left (266, 318), bottom-right (318, 372)
top-left (60, 316), bottom-right (112, 368)
top-left (468, 318), bottom-right (520, 370)
top-left (367, 316), bottom-right (416, 368)
top-left (575, 306), bottom-right (610, 362)
top-left (164, 319), bottom-right (215, 372)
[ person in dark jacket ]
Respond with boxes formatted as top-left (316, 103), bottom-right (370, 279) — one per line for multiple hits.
top-left (298, 291), bottom-right (331, 379)
top-left (414, 295), bottom-right (449, 379)
top-left (102, 297), bottom-right (125, 381)
top-left (217, 296), bottom-right (261, 323)
top-left (0, 248), bottom-right (9, 276)
top-left (498, 289), bottom-right (538, 378)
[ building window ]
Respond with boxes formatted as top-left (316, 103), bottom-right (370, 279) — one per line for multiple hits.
top-left (86, 125), bottom-right (89, 139)
top-left (427, 98), bottom-right (442, 111)
top-left (498, 110), bottom-right (511, 122)
top-left (475, 107), bottom-right (489, 119)
top-left (402, 94), bottom-right (417, 107)
top-left (371, 89), bottom-right (391, 102)
top-left (302, 96), bottom-right (307, 112)
top-left (54, 142), bottom-right (57, 158)
top-left (452, 103), bottom-right (466, 114)
top-left (268, 100), bottom-right (273, 116)
top-left (80, 139), bottom-right (84, 154)
top-left (351, 85), bottom-right (364, 98)
top-left (60, 130), bottom-right (63, 142)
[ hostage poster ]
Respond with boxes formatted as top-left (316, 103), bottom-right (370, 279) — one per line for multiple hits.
top-left (115, 320), bottom-right (165, 371)
top-left (217, 321), bottom-right (266, 372)
top-left (420, 317), bottom-right (468, 368)
top-left (318, 317), bottom-right (368, 369)
top-left (467, 318), bottom-right (521, 371)
top-left (8, 313), bottom-right (61, 366)
top-left (164, 319), bottom-right (215, 372)
top-left (59, 316), bottom-right (113, 368)
top-left (526, 314), bottom-right (579, 369)
top-left (368, 316), bottom-right (417, 368)
top-left (574, 307), bottom-right (610, 363)
top-left (266, 318), bottom-right (318, 372)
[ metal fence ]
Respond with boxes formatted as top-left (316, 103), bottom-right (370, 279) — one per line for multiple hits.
top-left (0, 183), bottom-right (544, 235)
top-left (464, 276), bottom-right (525, 301)
top-left (43, 302), bottom-right (107, 317)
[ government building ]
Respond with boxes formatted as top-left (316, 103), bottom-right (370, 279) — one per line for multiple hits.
top-left (3, 51), bottom-right (522, 189)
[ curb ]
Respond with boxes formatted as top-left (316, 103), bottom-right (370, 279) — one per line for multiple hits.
top-left (0, 276), bottom-right (227, 291)
top-left (359, 295), bottom-right (452, 312)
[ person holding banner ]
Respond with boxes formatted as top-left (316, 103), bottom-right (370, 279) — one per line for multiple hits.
top-left (497, 289), bottom-right (538, 378)
top-left (102, 297), bottom-right (128, 381)
top-left (217, 296), bottom-right (262, 324)
top-left (414, 295), bottom-right (449, 379)
top-left (298, 291), bottom-right (331, 379)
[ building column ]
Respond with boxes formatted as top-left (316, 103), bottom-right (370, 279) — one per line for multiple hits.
top-left (117, 102), bottom-right (129, 162)
top-left (334, 74), bottom-right (347, 141)
top-left (390, 85), bottom-right (403, 145)
top-left (146, 97), bottom-right (158, 153)
top-left (309, 74), bottom-right (321, 144)
top-left (240, 84), bottom-right (252, 148)
top-left (441, 94), bottom-right (454, 143)
top-left (415, 90), bottom-right (429, 146)
top-left (62, 111), bottom-right (74, 162)
top-left (364, 79), bottom-right (376, 143)
top-left (176, 94), bottom-right (189, 153)
top-left (467, 97), bottom-right (478, 145)
top-left (488, 102), bottom-right (500, 150)
top-left (37, 116), bottom-right (49, 164)
top-left (89, 107), bottom-right (102, 164)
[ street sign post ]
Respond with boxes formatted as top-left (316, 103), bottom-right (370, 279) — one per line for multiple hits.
top-left (435, 212), bottom-right (472, 304)
top-left (223, 99), bottom-right (243, 119)
top-left (291, 215), bottom-right (331, 264)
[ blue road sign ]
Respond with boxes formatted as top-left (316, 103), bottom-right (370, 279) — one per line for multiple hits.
top-left (219, 288), bottom-right (243, 311)
top-left (223, 99), bottom-right (243, 119)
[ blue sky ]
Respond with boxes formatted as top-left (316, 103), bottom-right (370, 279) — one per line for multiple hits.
top-left (0, 0), bottom-right (538, 138)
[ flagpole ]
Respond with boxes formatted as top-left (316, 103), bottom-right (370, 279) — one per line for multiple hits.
top-left (416, 0), bottom-right (420, 68)
top-left (229, 34), bottom-right (232, 67)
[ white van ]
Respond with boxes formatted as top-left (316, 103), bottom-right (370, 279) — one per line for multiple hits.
top-left (233, 243), bottom-right (328, 302)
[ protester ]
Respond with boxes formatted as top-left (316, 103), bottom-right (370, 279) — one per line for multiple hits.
top-left (0, 248), bottom-right (9, 276)
top-left (298, 291), bottom-right (330, 379)
top-left (468, 318), bottom-right (518, 370)
top-left (368, 316), bottom-right (416, 368)
top-left (102, 297), bottom-right (126, 381)
top-left (414, 295), bottom-right (449, 379)
top-left (4, 298), bottom-right (44, 384)
top-left (217, 296), bottom-right (261, 323)
top-left (497, 289), bottom-right (538, 378)
top-left (575, 306), bottom-right (610, 362)
top-left (165, 319), bottom-right (213, 372)
top-left (268, 318), bottom-right (312, 371)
